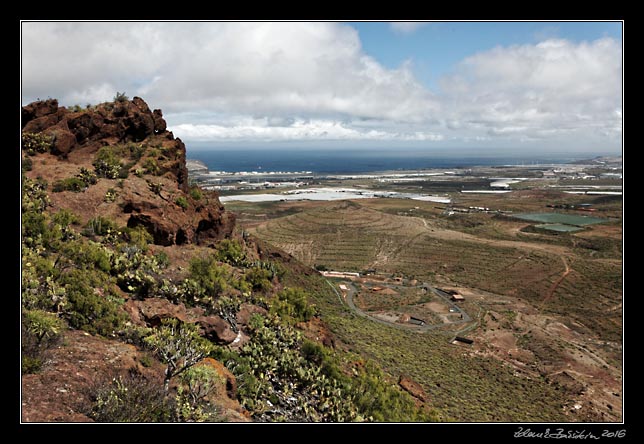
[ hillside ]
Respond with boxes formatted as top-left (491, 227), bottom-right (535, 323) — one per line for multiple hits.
top-left (239, 196), bottom-right (622, 422)
top-left (20, 96), bottom-right (435, 423)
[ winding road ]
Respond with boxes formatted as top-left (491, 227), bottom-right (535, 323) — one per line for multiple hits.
top-left (328, 278), bottom-right (473, 333)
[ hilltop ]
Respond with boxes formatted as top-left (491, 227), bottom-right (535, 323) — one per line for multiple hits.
top-left (20, 96), bottom-right (434, 422)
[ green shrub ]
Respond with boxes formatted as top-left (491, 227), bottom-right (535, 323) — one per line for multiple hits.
top-left (175, 196), bottom-right (188, 210)
top-left (104, 188), bottom-right (117, 202)
top-left (272, 288), bottom-right (316, 323)
top-left (154, 251), bottom-right (170, 268)
top-left (215, 239), bottom-right (246, 266)
top-left (148, 181), bottom-right (163, 195)
top-left (174, 365), bottom-right (224, 422)
top-left (52, 177), bottom-right (86, 192)
top-left (124, 225), bottom-right (153, 251)
top-left (52, 209), bottom-right (80, 228)
top-left (189, 187), bottom-right (202, 201)
top-left (21, 210), bottom-right (48, 246)
top-left (245, 267), bottom-right (273, 293)
top-left (22, 132), bottom-right (53, 155)
top-left (60, 269), bottom-right (126, 336)
top-left (61, 239), bottom-right (112, 272)
top-left (86, 372), bottom-right (173, 422)
top-left (22, 355), bottom-right (44, 374)
top-left (144, 319), bottom-right (215, 391)
top-left (22, 156), bottom-right (33, 171)
top-left (23, 309), bottom-right (65, 345)
top-left (226, 315), bottom-right (360, 422)
top-left (114, 92), bottom-right (129, 103)
top-left (126, 142), bottom-right (146, 160)
top-left (120, 325), bottom-right (153, 348)
top-left (110, 245), bottom-right (161, 297)
top-left (188, 256), bottom-right (229, 298)
top-left (84, 216), bottom-right (118, 237)
top-left (77, 167), bottom-right (98, 186)
top-left (144, 158), bottom-right (160, 175)
top-left (21, 309), bottom-right (66, 374)
top-left (93, 147), bottom-right (124, 179)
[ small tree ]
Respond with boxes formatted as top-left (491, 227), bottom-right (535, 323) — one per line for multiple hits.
top-left (215, 239), bottom-right (246, 266)
top-left (114, 92), bottom-right (129, 103)
top-left (144, 319), bottom-right (214, 391)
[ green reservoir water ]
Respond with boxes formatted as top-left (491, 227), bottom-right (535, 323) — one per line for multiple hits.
top-left (534, 224), bottom-right (584, 232)
top-left (513, 213), bottom-right (605, 226)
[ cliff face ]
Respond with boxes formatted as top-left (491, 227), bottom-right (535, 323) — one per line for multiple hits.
top-left (21, 97), bottom-right (235, 246)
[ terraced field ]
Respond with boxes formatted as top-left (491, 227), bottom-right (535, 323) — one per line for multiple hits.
top-left (250, 200), bottom-right (565, 301)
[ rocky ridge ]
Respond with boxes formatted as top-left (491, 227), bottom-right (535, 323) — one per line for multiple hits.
top-left (21, 97), bottom-right (246, 422)
top-left (22, 97), bottom-right (235, 247)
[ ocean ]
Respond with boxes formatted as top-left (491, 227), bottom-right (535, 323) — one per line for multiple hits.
top-left (185, 147), bottom-right (614, 174)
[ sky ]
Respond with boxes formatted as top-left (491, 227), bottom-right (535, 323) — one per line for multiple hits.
top-left (21, 21), bottom-right (623, 153)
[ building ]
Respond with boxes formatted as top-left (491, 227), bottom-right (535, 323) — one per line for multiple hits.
top-left (409, 316), bottom-right (426, 326)
top-left (454, 336), bottom-right (474, 345)
top-left (439, 288), bottom-right (465, 301)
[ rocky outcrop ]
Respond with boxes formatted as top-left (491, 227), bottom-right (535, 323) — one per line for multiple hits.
top-left (198, 315), bottom-right (238, 344)
top-left (236, 303), bottom-right (269, 327)
top-left (124, 298), bottom-right (238, 345)
top-left (23, 97), bottom-right (169, 152)
top-left (21, 97), bottom-right (235, 245)
top-left (398, 374), bottom-right (429, 403)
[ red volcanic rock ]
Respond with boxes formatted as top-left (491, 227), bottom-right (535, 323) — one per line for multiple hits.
top-left (236, 303), bottom-right (269, 327)
top-left (198, 315), bottom-right (238, 345)
top-left (153, 109), bottom-right (167, 133)
top-left (22, 98), bottom-right (61, 124)
top-left (21, 96), bottom-right (235, 246)
top-left (398, 374), bottom-right (429, 402)
top-left (124, 298), bottom-right (238, 345)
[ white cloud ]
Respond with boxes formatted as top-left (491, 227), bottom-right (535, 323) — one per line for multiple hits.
top-left (21, 22), bottom-right (621, 149)
top-left (171, 118), bottom-right (444, 142)
top-left (21, 22), bottom-right (437, 122)
top-left (390, 22), bottom-right (427, 34)
top-left (438, 38), bottom-right (622, 144)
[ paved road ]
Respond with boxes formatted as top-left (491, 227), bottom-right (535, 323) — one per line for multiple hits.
top-left (329, 279), bottom-right (473, 334)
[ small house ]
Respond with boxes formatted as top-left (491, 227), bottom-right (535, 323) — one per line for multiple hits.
top-left (454, 336), bottom-right (473, 345)
top-left (409, 316), bottom-right (426, 326)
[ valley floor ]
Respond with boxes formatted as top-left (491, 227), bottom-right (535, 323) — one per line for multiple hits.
top-left (223, 167), bottom-right (623, 422)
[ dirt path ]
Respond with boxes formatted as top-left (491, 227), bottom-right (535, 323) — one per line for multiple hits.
top-left (541, 256), bottom-right (570, 308)
top-left (417, 216), bottom-right (570, 256)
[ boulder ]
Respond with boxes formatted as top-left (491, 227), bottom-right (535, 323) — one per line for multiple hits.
top-left (127, 213), bottom-right (177, 247)
top-left (45, 123), bottom-right (77, 157)
top-left (22, 98), bottom-right (59, 126)
top-left (398, 375), bottom-right (429, 402)
top-left (236, 303), bottom-right (269, 326)
top-left (198, 315), bottom-right (238, 344)
top-left (127, 298), bottom-right (199, 327)
top-left (153, 109), bottom-right (167, 133)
